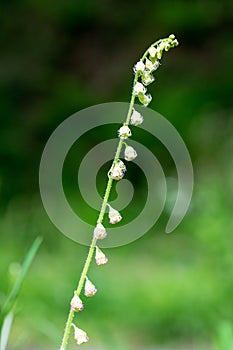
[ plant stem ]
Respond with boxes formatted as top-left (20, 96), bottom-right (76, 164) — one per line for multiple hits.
top-left (60, 37), bottom-right (169, 349)
top-left (60, 75), bottom-right (139, 350)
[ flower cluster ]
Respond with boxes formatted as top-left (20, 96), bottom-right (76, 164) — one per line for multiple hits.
top-left (133, 34), bottom-right (178, 107)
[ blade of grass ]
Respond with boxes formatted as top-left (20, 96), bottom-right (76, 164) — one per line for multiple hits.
top-left (0, 313), bottom-right (13, 350)
top-left (0, 236), bottom-right (43, 329)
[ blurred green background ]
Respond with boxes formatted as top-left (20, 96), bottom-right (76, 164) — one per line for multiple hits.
top-left (0, 0), bottom-right (233, 349)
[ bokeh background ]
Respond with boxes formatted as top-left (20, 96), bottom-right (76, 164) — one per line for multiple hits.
top-left (1, 1), bottom-right (233, 349)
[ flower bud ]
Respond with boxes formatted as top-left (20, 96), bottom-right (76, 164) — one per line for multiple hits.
top-left (138, 93), bottom-right (152, 107)
top-left (94, 223), bottom-right (107, 240)
top-left (118, 125), bottom-right (132, 140)
top-left (70, 292), bottom-right (84, 311)
top-left (145, 58), bottom-right (154, 72)
top-left (72, 324), bottom-right (89, 345)
top-left (141, 72), bottom-right (154, 86)
top-left (107, 204), bottom-right (122, 224)
top-left (148, 46), bottom-right (157, 58)
top-left (124, 146), bottom-right (137, 161)
top-left (110, 160), bottom-right (126, 180)
top-left (84, 277), bottom-right (98, 297)
top-left (133, 82), bottom-right (146, 95)
top-left (169, 34), bottom-right (175, 40)
top-left (133, 60), bottom-right (145, 73)
top-left (95, 246), bottom-right (108, 265)
top-left (130, 109), bottom-right (143, 126)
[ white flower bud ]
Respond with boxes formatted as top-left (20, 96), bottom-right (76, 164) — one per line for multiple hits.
top-left (133, 82), bottom-right (146, 95)
top-left (70, 292), bottom-right (84, 311)
top-left (110, 160), bottom-right (126, 180)
top-left (94, 223), bottom-right (107, 240)
top-left (84, 277), bottom-right (98, 297)
top-left (72, 324), bottom-right (89, 345)
top-left (145, 58), bottom-right (155, 72)
top-left (95, 246), bottom-right (108, 265)
top-left (107, 204), bottom-right (122, 224)
top-left (138, 93), bottom-right (152, 107)
top-left (130, 109), bottom-right (144, 126)
top-left (133, 60), bottom-right (145, 73)
top-left (118, 125), bottom-right (132, 140)
top-left (141, 72), bottom-right (154, 86)
top-left (124, 146), bottom-right (137, 161)
top-left (148, 46), bottom-right (157, 58)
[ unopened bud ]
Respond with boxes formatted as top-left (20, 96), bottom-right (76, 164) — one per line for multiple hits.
top-left (95, 246), bottom-right (108, 266)
top-left (70, 293), bottom-right (84, 311)
top-left (94, 223), bottom-right (107, 240)
top-left (107, 204), bottom-right (122, 224)
top-left (72, 324), bottom-right (89, 345)
top-left (84, 277), bottom-right (98, 297)
top-left (124, 146), bottom-right (137, 161)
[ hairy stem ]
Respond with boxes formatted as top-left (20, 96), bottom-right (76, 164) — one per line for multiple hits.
top-left (60, 36), bottom-right (176, 349)
top-left (60, 74), bottom-right (139, 350)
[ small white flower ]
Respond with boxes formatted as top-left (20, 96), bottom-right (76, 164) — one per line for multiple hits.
top-left (133, 60), bottom-right (145, 73)
top-left (72, 324), bottom-right (89, 345)
top-left (158, 42), bottom-right (166, 50)
top-left (153, 60), bottom-right (160, 70)
top-left (107, 204), bottom-right (122, 224)
top-left (84, 277), bottom-right (98, 297)
top-left (70, 292), bottom-right (84, 311)
top-left (145, 58), bottom-right (155, 72)
top-left (94, 223), bottom-right (107, 240)
top-left (138, 93), bottom-right (152, 107)
top-left (95, 246), bottom-right (108, 265)
top-left (148, 46), bottom-right (157, 57)
top-left (118, 125), bottom-right (132, 140)
top-left (110, 160), bottom-right (126, 180)
top-left (124, 146), bottom-right (137, 161)
top-left (141, 72), bottom-right (154, 86)
top-left (130, 109), bottom-right (144, 126)
top-left (133, 82), bottom-right (146, 95)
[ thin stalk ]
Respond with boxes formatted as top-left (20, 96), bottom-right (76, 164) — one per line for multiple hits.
top-left (60, 35), bottom-right (177, 349)
top-left (60, 74), bottom-right (139, 350)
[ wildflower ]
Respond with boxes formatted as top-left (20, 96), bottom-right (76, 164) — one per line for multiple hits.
top-left (110, 160), bottom-right (126, 180)
top-left (118, 125), bottom-right (132, 140)
top-left (138, 93), bottom-right (152, 107)
top-left (169, 34), bottom-right (175, 40)
top-left (107, 204), bottom-right (122, 224)
top-left (133, 82), bottom-right (146, 95)
top-left (72, 324), bottom-right (89, 345)
top-left (145, 58), bottom-right (154, 72)
top-left (148, 46), bottom-right (157, 58)
top-left (141, 71), bottom-right (154, 86)
top-left (95, 246), bottom-right (108, 265)
top-left (133, 60), bottom-right (145, 73)
top-left (84, 277), bottom-right (98, 297)
top-left (130, 109), bottom-right (143, 126)
top-left (124, 146), bottom-right (137, 161)
top-left (70, 292), bottom-right (84, 311)
top-left (94, 223), bottom-right (107, 240)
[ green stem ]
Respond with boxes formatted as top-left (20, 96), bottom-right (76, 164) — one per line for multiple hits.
top-left (60, 35), bottom-right (175, 349)
top-left (60, 73), bottom-right (139, 350)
